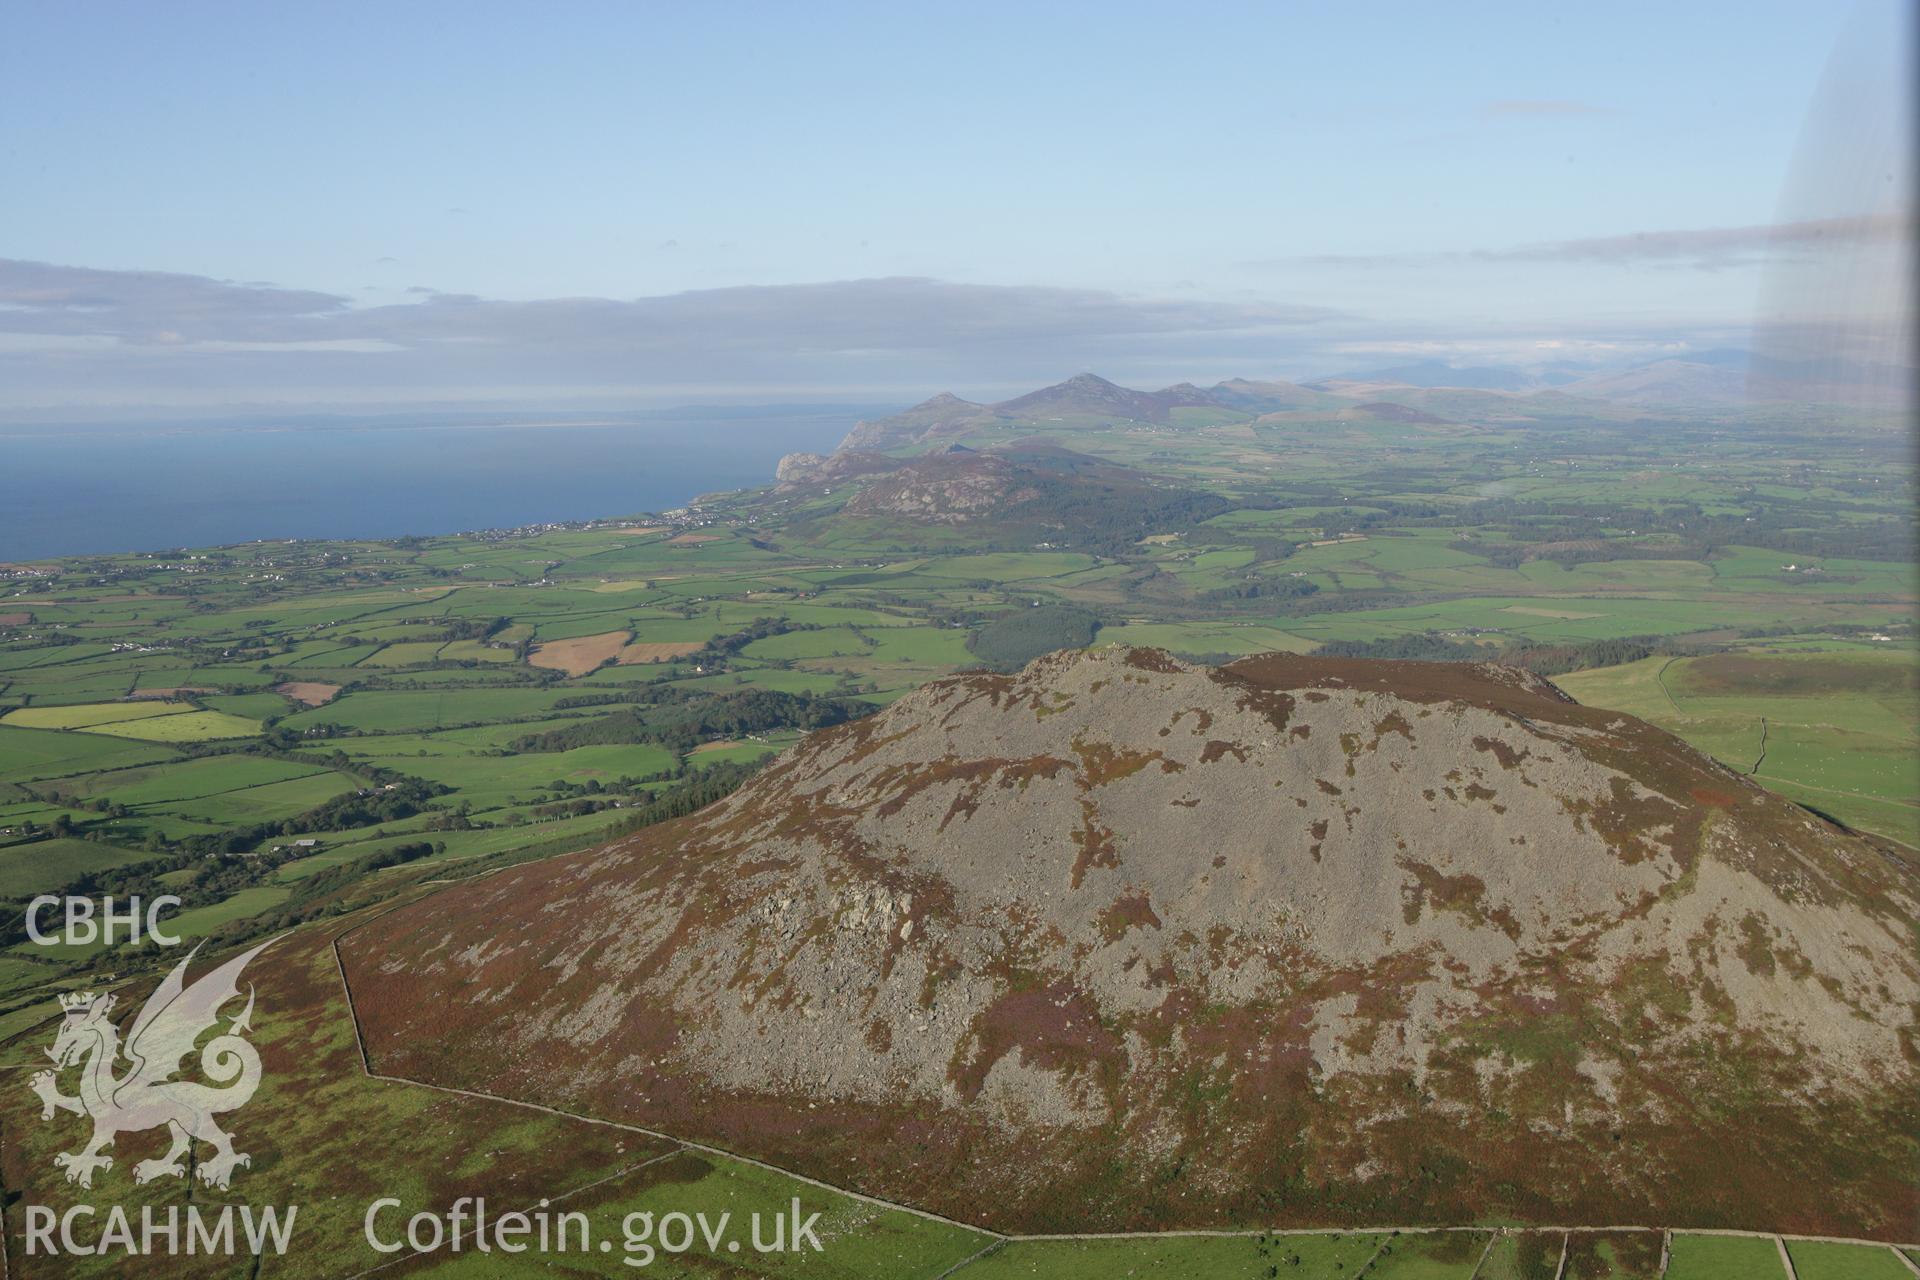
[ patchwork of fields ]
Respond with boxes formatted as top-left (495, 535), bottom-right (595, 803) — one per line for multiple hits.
top-left (0, 411), bottom-right (1909, 973)
top-left (0, 403), bottom-right (1909, 1267)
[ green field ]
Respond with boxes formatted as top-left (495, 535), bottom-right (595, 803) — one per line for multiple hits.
top-left (84, 709), bottom-right (263, 741)
top-left (12, 883), bottom-right (294, 962)
top-left (0, 836), bottom-right (161, 899)
top-left (57, 754), bottom-right (324, 806)
top-left (2, 700), bottom-right (195, 729)
top-left (0, 724), bottom-right (177, 781)
top-left (1555, 650), bottom-right (1918, 844)
top-left (278, 688), bottom-right (575, 732)
top-left (1664, 1234), bottom-right (1788, 1280)
top-left (1785, 1240), bottom-right (1915, 1280)
top-left (960, 1232), bottom-right (1384, 1278)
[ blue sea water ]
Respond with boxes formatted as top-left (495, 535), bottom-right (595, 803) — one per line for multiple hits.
top-left (0, 407), bottom-right (872, 560)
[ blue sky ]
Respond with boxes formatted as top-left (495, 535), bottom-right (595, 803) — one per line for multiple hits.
top-left (0, 1), bottom-right (1908, 413)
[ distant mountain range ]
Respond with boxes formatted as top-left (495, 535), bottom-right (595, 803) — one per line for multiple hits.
top-left (836, 354), bottom-right (1910, 453)
top-left (835, 371), bottom-right (1604, 452)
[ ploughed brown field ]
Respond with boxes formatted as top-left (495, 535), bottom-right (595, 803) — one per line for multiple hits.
top-left (618, 640), bottom-right (706, 665)
top-left (528, 629), bottom-right (631, 676)
top-left (274, 681), bottom-right (341, 706)
top-left (340, 648), bottom-right (1920, 1238)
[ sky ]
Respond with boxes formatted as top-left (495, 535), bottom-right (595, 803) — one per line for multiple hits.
top-left (0, 0), bottom-right (1910, 417)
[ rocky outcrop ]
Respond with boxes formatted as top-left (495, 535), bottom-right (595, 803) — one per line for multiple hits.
top-left (344, 648), bottom-right (1920, 1237)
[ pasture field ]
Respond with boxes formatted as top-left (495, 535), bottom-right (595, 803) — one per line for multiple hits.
top-left (745, 625), bottom-right (874, 660)
top-left (152, 769), bottom-right (359, 824)
top-left (618, 638), bottom-right (706, 664)
top-left (1555, 650), bottom-right (1918, 844)
top-left (0, 836), bottom-right (161, 899)
top-left (358, 639), bottom-right (449, 668)
top-left (162, 883), bottom-right (293, 935)
top-left (278, 688), bottom-right (576, 732)
top-left (0, 954), bottom-right (57, 998)
top-left (349, 744), bottom-right (677, 810)
top-left (961, 1231), bottom-right (1384, 1277)
top-left (1785, 1240), bottom-right (1914, 1280)
top-left (688, 731), bottom-right (801, 766)
top-left (83, 707), bottom-right (261, 740)
top-left (0, 724), bottom-right (176, 780)
top-left (437, 638), bottom-right (518, 663)
top-left (53, 753), bottom-right (322, 804)
top-left (1664, 1234), bottom-right (1788, 1280)
top-left (200, 690), bottom-right (295, 718)
top-left (10, 883), bottom-right (296, 962)
top-left (1, 699), bottom-right (194, 729)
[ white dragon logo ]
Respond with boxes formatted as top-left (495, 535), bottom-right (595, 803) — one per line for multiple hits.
top-left (30, 938), bottom-right (275, 1190)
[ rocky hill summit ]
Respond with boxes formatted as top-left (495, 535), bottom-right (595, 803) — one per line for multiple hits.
top-left (344, 648), bottom-right (1919, 1236)
top-left (769, 443), bottom-right (1230, 547)
top-left (836, 374), bottom-right (1229, 451)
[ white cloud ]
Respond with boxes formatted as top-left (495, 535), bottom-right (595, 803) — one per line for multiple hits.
top-left (0, 262), bottom-right (1350, 412)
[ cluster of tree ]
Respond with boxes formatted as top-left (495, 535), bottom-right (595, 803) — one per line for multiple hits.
top-left (1243, 536), bottom-right (1299, 564)
top-left (1315, 632), bottom-right (1693, 676)
top-left (551, 689), bottom-right (646, 710)
top-left (1202, 576), bottom-right (1319, 603)
top-left (1315, 499), bottom-right (1451, 537)
top-left (0, 841), bottom-right (306, 950)
top-left (598, 760), bottom-right (765, 829)
top-left (1500, 637), bottom-right (1674, 675)
top-left (965, 605), bottom-right (1100, 672)
top-left (694, 616), bottom-right (814, 664)
top-left (421, 802), bottom-right (480, 832)
top-left (281, 841), bottom-right (440, 910)
top-left (260, 761), bottom-right (766, 935)
top-left (1049, 486), bottom-right (1236, 556)
top-left (510, 687), bottom-right (867, 754)
top-left (529, 796), bottom-right (618, 819)
top-left (1314, 634), bottom-right (1494, 663)
top-left (394, 615), bottom-right (510, 642)
top-left (802, 466), bottom-right (1238, 557)
top-left (1450, 537), bottom-right (1701, 571)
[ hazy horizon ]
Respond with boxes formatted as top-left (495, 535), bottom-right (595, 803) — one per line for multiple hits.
top-left (3, 0), bottom-right (1910, 421)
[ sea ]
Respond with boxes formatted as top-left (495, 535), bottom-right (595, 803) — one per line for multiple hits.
top-left (0, 405), bottom-right (880, 561)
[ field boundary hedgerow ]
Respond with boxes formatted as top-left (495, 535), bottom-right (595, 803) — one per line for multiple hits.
top-left (324, 875), bottom-right (1920, 1279)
